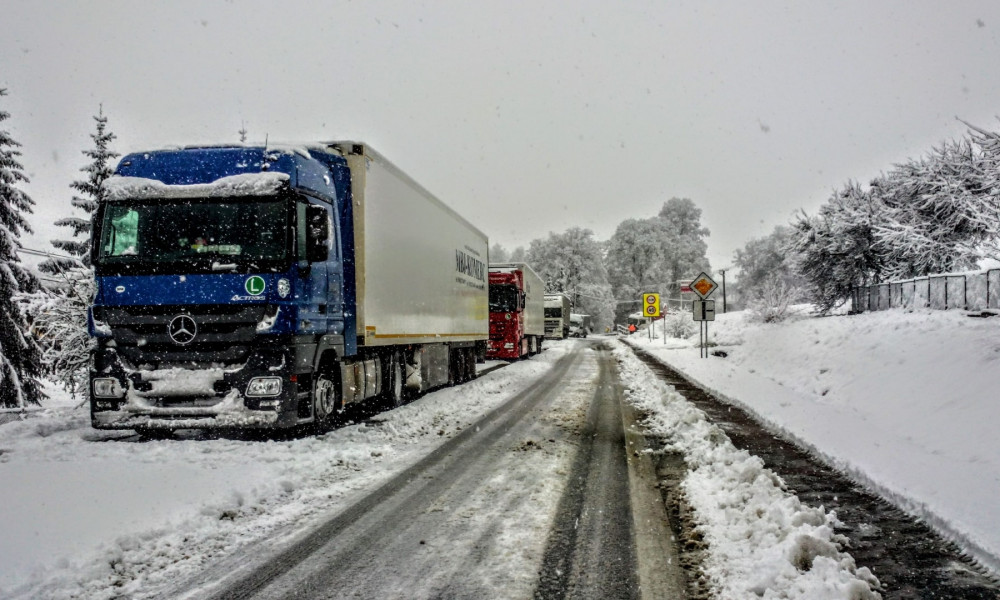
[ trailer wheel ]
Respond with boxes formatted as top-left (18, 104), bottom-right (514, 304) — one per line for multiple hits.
top-left (448, 348), bottom-right (462, 386)
top-left (465, 347), bottom-right (477, 380)
top-left (449, 347), bottom-right (476, 385)
top-left (313, 364), bottom-right (339, 429)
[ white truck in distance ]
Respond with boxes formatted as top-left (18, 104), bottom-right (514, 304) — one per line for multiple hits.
top-left (543, 293), bottom-right (572, 339)
top-left (569, 313), bottom-right (592, 338)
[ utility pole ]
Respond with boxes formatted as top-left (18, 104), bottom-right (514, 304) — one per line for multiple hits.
top-left (719, 269), bottom-right (727, 313)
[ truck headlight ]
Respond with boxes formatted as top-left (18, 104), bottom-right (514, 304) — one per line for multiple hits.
top-left (246, 377), bottom-right (282, 397)
top-left (93, 378), bottom-right (124, 398)
top-left (277, 278), bottom-right (291, 298)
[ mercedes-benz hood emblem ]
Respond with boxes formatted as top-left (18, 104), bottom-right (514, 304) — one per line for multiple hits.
top-left (168, 314), bottom-right (198, 345)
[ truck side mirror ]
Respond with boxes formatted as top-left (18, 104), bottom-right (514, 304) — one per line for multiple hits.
top-left (305, 204), bottom-right (330, 262)
top-left (90, 215), bottom-right (100, 266)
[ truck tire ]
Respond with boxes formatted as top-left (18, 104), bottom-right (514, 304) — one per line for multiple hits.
top-left (381, 350), bottom-right (406, 410)
top-left (465, 347), bottom-right (477, 380)
top-left (313, 364), bottom-right (340, 429)
top-left (449, 347), bottom-right (477, 385)
top-left (448, 348), bottom-right (463, 386)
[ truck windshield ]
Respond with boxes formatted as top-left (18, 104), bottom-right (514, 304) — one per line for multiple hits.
top-left (489, 285), bottom-right (519, 312)
top-left (95, 196), bottom-right (290, 274)
top-left (544, 307), bottom-right (563, 318)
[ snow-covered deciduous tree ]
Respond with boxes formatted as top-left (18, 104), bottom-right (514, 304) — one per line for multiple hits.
top-left (525, 227), bottom-right (614, 327)
top-left (39, 105), bottom-right (118, 274)
top-left (662, 311), bottom-right (694, 338)
top-left (657, 197), bottom-right (712, 289)
top-left (488, 243), bottom-right (527, 265)
top-left (732, 224), bottom-right (806, 308)
top-left (489, 242), bottom-right (509, 263)
top-left (22, 269), bottom-right (94, 398)
top-left (791, 121), bottom-right (1000, 311)
top-left (605, 197), bottom-right (711, 322)
top-left (790, 182), bottom-right (886, 313)
top-left (746, 275), bottom-right (799, 323)
top-left (0, 88), bottom-right (43, 408)
top-left (606, 219), bottom-right (667, 294)
top-left (872, 136), bottom-right (1000, 278)
top-left (606, 218), bottom-right (668, 322)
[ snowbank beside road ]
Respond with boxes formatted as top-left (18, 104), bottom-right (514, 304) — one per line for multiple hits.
top-left (614, 343), bottom-right (881, 599)
top-left (629, 307), bottom-right (1000, 574)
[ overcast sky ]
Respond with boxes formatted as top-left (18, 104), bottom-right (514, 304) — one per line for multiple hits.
top-left (4, 0), bottom-right (1000, 273)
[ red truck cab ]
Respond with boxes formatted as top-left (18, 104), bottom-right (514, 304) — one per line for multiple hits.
top-left (487, 264), bottom-right (545, 360)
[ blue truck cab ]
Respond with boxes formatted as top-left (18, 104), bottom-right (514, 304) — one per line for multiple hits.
top-left (89, 144), bottom-right (360, 431)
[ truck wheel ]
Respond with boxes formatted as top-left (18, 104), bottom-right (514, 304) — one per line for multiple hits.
top-left (313, 365), bottom-right (339, 429)
top-left (382, 351), bottom-right (406, 409)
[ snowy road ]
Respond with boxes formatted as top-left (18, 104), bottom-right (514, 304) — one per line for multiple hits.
top-left (2, 338), bottom-right (689, 600)
top-left (5, 325), bottom-right (937, 599)
top-left (161, 341), bottom-right (676, 600)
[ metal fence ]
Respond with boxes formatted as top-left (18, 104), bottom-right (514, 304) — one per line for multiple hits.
top-left (852, 269), bottom-right (1000, 312)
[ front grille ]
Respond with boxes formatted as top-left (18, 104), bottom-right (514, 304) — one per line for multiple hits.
top-left (100, 304), bottom-right (267, 367)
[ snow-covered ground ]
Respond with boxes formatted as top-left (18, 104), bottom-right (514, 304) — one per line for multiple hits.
top-left (0, 351), bottom-right (568, 599)
top-left (627, 306), bottom-right (1000, 578)
top-left (5, 308), bottom-right (997, 599)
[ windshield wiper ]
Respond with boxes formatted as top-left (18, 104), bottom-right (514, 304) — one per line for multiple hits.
top-left (211, 262), bottom-right (238, 271)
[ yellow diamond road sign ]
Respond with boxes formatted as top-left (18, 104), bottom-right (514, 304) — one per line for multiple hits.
top-left (642, 293), bottom-right (660, 317)
top-left (690, 272), bottom-right (718, 300)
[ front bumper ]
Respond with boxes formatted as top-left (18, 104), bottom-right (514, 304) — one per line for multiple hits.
top-left (89, 344), bottom-right (304, 430)
top-left (487, 338), bottom-right (522, 359)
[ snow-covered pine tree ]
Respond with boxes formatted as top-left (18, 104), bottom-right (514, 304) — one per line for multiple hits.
top-left (39, 105), bottom-right (118, 274)
top-left (0, 88), bottom-right (43, 408)
top-left (30, 107), bottom-right (116, 393)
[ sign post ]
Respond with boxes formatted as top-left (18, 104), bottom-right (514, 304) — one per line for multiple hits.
top-left (689, 272), bottom-right (718, 358)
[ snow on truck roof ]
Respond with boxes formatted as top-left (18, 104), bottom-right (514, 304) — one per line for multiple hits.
top-left (125, 142), bottom-right (355, 158)
top-left (104, 172), bottom-right (290, 201)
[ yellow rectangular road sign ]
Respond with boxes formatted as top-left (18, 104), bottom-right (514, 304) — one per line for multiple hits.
top-left (642, 293), bottom-right (660, 317)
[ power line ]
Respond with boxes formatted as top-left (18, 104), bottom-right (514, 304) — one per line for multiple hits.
top-left (14, 247), bottom-right (87, 286)
top-left (16, 247), bottom-right (79, 261)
